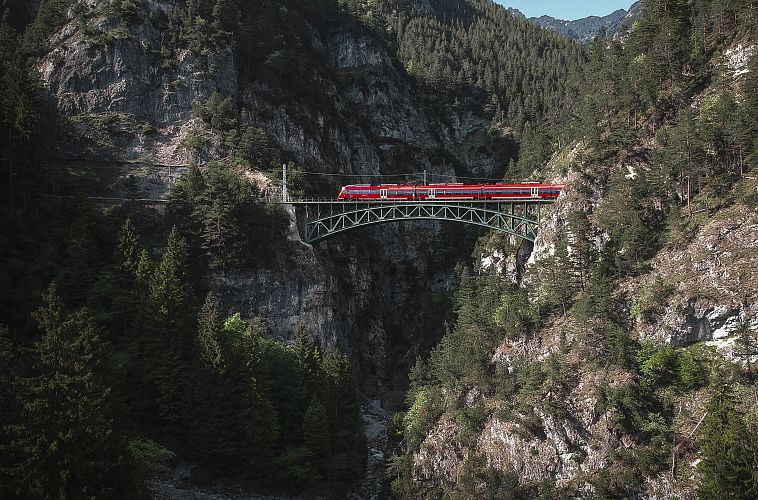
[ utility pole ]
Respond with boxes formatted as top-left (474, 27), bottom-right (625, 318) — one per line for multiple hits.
top-left (282, 163), bottom-right (288, 202)
top-left (423, 169), bottom-right (427, 186)
top-left (685, 175), bottom-right (692, 217)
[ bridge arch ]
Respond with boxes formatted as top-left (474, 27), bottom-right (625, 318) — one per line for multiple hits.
top-left (291, 201), bottom-right (548, 244)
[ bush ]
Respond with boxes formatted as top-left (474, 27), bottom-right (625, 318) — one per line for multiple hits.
top-left (676, 350), bottom-right (705, 391)
top-left (404, 387), bottom-right (443, 449)
top-left (637, 341), bottom-right (678, 388)
top-left (516, 412), bottom-right (546, 440)
top-left (455, 402), bottom-right (488, 443)
top-left (631, 277), bottom-right (675, 323)
top-left (637, 341), bottom-right (706, 391)
top-left (127, 438), bottom-right (175, 470)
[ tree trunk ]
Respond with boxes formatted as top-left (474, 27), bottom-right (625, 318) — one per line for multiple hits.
top-left (8, 128), bottom-right (13, 211)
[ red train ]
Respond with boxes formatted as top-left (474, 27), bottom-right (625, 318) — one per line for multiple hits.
top-left (337, 183), bottom-right (565, 201)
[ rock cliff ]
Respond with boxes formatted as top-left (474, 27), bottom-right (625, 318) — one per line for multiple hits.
top-left (35, 0), bottom-right (515, 396)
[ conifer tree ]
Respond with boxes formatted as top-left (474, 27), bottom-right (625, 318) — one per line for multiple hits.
top-left (0, 324), bottom-right (19, 496)
top-left (302, 397), bottom-right (330, 476)
top-left (734, 319), bottom-right (758, 379)
top-left (197, 292), bottom-right (224, 372)
top-left (117, 218), bottom-right (141, 277)
top-left (147, 227), bottom-right (195, 441)
top-left (10, 284), bottom-right (138, 498)
top-left (697, 383), bottom-right (757, 498)
top-left (320, 350), bottom-right (366, 481)
top-left (294, 324), bottom-right (321, 395)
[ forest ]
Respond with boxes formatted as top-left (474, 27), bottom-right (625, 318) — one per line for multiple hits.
top-left (387, 0), bottom-right (758, 498)
top-left (0, 0), bottom-right (757, 498)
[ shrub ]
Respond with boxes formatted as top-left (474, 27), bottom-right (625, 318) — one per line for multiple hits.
top-left (637, 341), bottom-right (678, 388)
top-left (404, 387), bottom-right (443, 449)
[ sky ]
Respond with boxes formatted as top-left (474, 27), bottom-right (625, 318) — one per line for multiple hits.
top-left (496, 1), bottom-right (634, 20)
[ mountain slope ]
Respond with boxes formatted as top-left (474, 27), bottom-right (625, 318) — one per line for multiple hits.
top-left (380, 0), bottom-right (585, 131)
top-left (0, 0), bottom-right (587, 496)
top-left (388, 0), bottom-right (758, 497)
top-left (511, 1), bottom-right (643, 44)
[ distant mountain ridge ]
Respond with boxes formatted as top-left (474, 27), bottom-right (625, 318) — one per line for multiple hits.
top-left (508, 1), bottom-right (643, 44)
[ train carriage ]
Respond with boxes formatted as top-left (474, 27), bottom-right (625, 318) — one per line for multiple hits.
top-left (337, 183), bottom-right (564, 201)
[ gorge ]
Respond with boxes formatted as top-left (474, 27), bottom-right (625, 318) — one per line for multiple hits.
top-left (0, 1), bottom-right (756, 499)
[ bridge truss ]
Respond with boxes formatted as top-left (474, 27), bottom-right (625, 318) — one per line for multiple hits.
top-left (290, 200), bottom-right (550, 244)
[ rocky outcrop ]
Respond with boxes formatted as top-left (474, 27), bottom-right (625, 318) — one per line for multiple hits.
top-left (38, 3), bottom-right (235, 167)
top-left (409, 365), bottom-right (635, 491)
top-left (34, 1), bottom-right (516, 396)
top-left (625, 200), bottom-right (758, 360)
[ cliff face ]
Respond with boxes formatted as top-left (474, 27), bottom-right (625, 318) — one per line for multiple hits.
top-left (402, 37), bottom-right (758, 495)
top-left (36, 0), bottom-right (515, 395)
top-left (406, 165), bottom-right (756, 500)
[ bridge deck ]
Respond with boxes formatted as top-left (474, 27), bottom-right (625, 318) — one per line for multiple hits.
top-left (285, 198), bottom-right (555, 205)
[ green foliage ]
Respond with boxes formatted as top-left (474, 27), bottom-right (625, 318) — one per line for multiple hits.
top-left (697, 383), bottom-right (758, 498)
top-left (223, 311), bottom-right (245, 336)
top-left (636, 341), bottom-right (706, 392)
top-left (192, 92), bottom-right (235, 132)
top-left (197, 292), bottom-right (224, 372)
top-left (515, 412), bottom-right (545, 441)
top-left (179, 130), bottom-right (209, 161)
top-left (637, 341), bottom-right (679, 388)
top-left (20, 0), bottom-right (71, 56)
top-left (5, 284), bottom-right (140, 498)
top-left (457, 452), bottom-right (524, 500)
top-left (493, 286), bottom-right (539, 339)
top-left (517, 122), bottom-right (552, 175)
top-left (102, 0), bottom-right (146, 22)
top-left (455, 402), bottom-right (487, 443)
top-left (231, 125), bottom-right (274, 170)
top-left (294, 325), bottom-right (321, 396)
top-left (390, 0), bottom-right (584, 133)
top-left (734, 320), bottom-right (758, 377)
top-left (530, 238), bottom-right (577, 316)
top-left (0, 324), bottom-right (19, 497)
top-left (168, 162), bottom-right (288, 269)
top-left (127, 438), bottom-right (175, 471)
top-left (162, 0), bottom-right (233, 60)
top-left (675, 349), bottom-right (705, 391)
top-left (430, 268), bottom-right (511, 390)
top-left (404, 386), bottom-right (443, 450)
top-left (302, 397), bottom-right (330, 477)
top-left (630, 277), bottom-right (676, 323)
top-left (595, 172), bottom-right (659, 273)
top-left (318, 349), bottom-right (367, 482)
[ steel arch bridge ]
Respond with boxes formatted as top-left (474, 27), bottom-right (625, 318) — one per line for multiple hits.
top-left (289, 200), bottom-right (551, 244)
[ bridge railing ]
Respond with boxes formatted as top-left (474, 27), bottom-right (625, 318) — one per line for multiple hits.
top-left (263, 195), bottom-right (557, 204)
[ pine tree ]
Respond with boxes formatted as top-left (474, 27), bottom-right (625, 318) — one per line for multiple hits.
top-left (197, 292), bottom-right (224, 372)
top-left (697, 383), bottom-right (757, 498)
top-left (0, 324), bottom-right (20, 496)
top-left (150, 226), bottom-right (194, 330)
top-left (320, 350), bottom-right (366, 482)
top-left (294, 324), bottom-right (321, 395)
top-left (146, 227), bottom-right (195, 441)
top-left (302, 397), bottom-right (330, 476)
top-left (734, 319), bottom-right (758, 379)
top-left (9, 284), bottom-right (138, 498)
top-left (117, 218), bottom-right (140, 277)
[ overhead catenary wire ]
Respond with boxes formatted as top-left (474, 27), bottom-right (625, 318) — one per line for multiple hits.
top-left (291, 170), bottom-right (533, 183)
top-left (426, 172), bottom-right (531, 183)
top-left (294, 171), bottom-right (424, 179)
